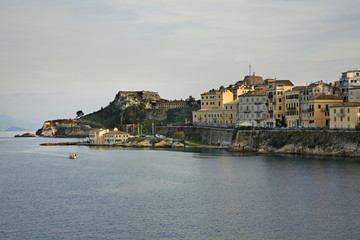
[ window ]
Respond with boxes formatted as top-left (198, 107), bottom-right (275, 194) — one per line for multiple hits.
top-left (279, 98), bottom-right (282, 102)
top-left (347, 108), bottom-right (350, 113)
top-left (279, 106), bottom-right (282, 110)
top-left (334, 117), bottom-right (336, 122)
top-left (318, 104), bottom-right (321, 109)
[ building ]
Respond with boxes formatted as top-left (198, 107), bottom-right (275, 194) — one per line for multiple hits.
top-left (238, 89), bottom-right (267, 127)
top-left (154, 100), bottom-right (188, 109)
top-left (299, 81), bottom-right (340, 127)
top-left (285, 86), bottom-right (305, 127)
top-left (330, 102), bottom-right (360, 129)
top-left (223, 100), bottom-right (238, 125)
top-left (266, 79), bottom-right (294, 127)
top-left (89, 129), bottom-right (109, 144)
top-left (226, 83), bottom-right (254, 100)
top-left (349, 86), bottom-right (360, 102)
top-left (104, 131), bottom-right (130, 144)
top-left (308, 95), bottom-right (343, 128)
top-left (338, 70), bottom-right (360, 102)
top-left (192, 88), bottom-right (234, 125)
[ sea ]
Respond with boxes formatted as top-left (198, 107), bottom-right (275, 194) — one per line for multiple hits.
top-left (0, 131), bottom-right (360, 239)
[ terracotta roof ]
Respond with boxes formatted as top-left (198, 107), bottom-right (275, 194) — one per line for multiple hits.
top-left (312, 94), bottom-right (343, 100)
top-left (286, 86), bottom-right (306, 92)
top-left (273, 80), bottom-right (294, 86)
top-left (241, 89), bottom-right (266, 96)
top-left (329, 102), bottom-right (360, 108)
top-left (105, 131), bottom-right (129, 134)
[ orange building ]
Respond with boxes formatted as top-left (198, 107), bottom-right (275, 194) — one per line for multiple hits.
top-left (308, 95), bottom-right (343, 128)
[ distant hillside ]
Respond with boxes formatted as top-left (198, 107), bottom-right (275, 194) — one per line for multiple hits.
top-left (5, 126), bottom-right (29, 132)
top-left (0, 114), bottom-right (38, 131)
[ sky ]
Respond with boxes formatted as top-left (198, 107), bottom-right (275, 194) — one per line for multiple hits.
top-left (1, 0), bottom-right (359, 129)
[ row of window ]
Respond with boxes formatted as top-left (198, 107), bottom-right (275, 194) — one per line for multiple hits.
top-left (239, 97), bottom-right (266, 103)
top-left (202, 95), bottom-right (221, 99)
top-left (239, 105), bottom-right (266, 111)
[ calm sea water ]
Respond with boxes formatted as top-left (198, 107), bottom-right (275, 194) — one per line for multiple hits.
top-left (0, 132), bottom-right (360, 239)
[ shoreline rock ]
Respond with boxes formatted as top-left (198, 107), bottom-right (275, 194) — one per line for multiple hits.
top-left (15, 133), bottom-right (37, 137)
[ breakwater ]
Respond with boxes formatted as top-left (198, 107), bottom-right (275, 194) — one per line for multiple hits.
top-left (156, 126), bottom-right (360, 157)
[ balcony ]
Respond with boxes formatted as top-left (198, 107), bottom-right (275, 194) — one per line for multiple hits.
top-left (336, 112), bottom-right (345, 117)
top-left (243, 110), bottom-right (251, 113)
top-left (254, 101), bottom-right (263, 105)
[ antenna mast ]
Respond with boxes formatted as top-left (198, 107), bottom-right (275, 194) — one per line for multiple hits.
top-left (248, 64), bottom-right (252, 76)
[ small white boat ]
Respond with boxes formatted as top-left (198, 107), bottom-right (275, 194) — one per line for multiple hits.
top-left (69, 153), bottom-right (77, 159)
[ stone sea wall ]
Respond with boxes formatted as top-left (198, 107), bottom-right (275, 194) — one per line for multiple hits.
top-left (231, 129), bottom-right (360, 157)
top-left (156, 126), bottom-right (360, 157)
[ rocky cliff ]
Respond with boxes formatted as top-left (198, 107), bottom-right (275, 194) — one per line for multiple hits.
top-left (113, 91), bottom-right (162, 109)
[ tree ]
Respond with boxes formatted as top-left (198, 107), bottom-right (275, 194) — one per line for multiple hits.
top-left (123, 104), bottom-right (147, 124)
top-left (76, 110), bottom-right (84, 118)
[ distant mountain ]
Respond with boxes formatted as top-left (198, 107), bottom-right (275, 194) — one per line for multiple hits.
top-left (0, 114), bottom-right (39, 131)
top-left (5, 126), bottom-right (29, 132)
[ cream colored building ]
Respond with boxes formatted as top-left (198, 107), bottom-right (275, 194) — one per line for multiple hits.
top-left (308, 95), bottom-right (343, 128)
top-left (266, 79), bottom-right (294, 127)
top-left (238, 89), bottom-right (267, 127)
top-left (285, 86), bottom-right (305, 127)
top-left (349, 86), bottom-right (360, 102)
top-left (330, 102), bottom-right (360, 129)
top-left (89, 129), bottom-right (109, 144)
top-left (104, 131), bottom-right (130, 144)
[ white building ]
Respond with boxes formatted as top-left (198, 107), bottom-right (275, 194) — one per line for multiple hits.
top-left (339, 70), bottom-right (360, 102)
top-left (237, 89), bottom-right (267, 127)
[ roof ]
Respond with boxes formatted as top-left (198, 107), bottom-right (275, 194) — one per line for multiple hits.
top-left (329, 102), bottom-right (360, 108)
top-left (272, 80), bottom-right (294, 86)
top-left (105, 131), bottom-right (129, 135)
top-left (241, 89), bottom-right (266, 96)
top-left (312, 94), bottom-right (343, 100)
top-left (286, 86), bottom-right (306, 92)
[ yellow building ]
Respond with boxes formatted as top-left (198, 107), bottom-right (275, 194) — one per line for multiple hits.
top-left (104, 131), bottom-right (130, 144)
top-left (224, 100), bottom-right (238, 124)
top-left (285, 86), bottom-right (305, 127)
top-left (266, 79), bottom-right (294, 127)
top-left (89, 129), bottom-right (109, 144)
top-left (192, 88), bottom-right (234, 125)
top-left (192, 109), bottom-right (224, 124)
top-left (330, 102), bottom-right (360, 129)
top-left (308, 95), bottom-right (343, 128)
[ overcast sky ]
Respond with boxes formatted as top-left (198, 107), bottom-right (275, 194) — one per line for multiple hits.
top-left (1, 0), bottom-right (359, 128)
